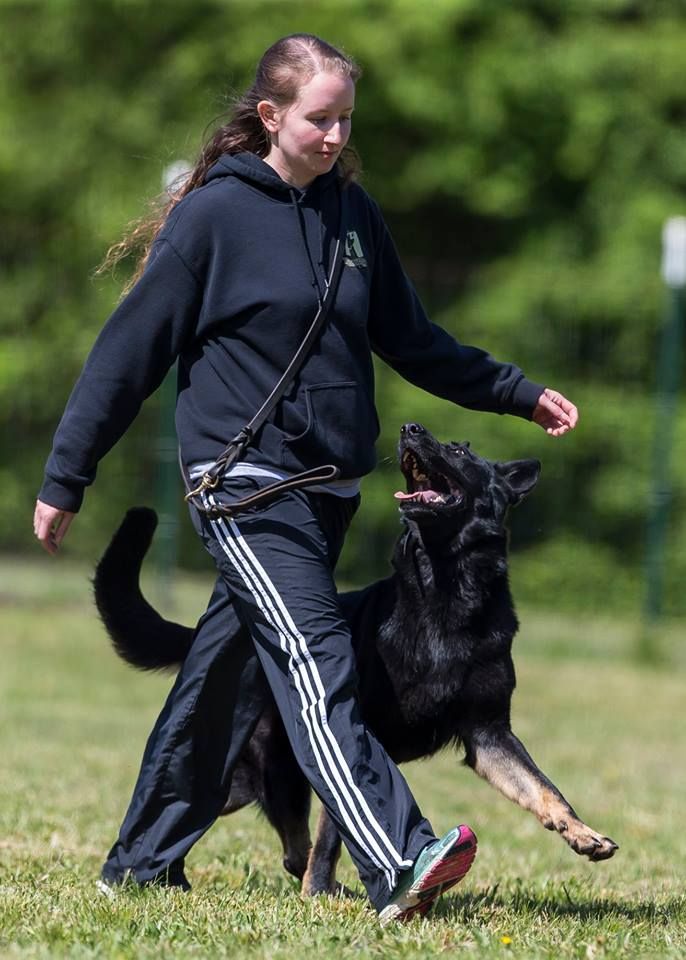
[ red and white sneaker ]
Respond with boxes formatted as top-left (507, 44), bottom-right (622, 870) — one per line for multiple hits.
top-left (379, 825), bottom-right (477, 925)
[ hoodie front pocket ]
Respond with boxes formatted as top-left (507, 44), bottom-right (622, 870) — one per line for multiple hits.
top-left (280, 381), bottom-right (379, 476)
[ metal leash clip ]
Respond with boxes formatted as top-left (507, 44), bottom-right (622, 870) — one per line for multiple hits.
top-left (183, 428), bottom-right (253, 503)
top-left (184, 471), bottom-right (219, 502)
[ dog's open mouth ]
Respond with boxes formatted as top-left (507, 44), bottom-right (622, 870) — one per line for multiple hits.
top-left (394, 450), bottom-right (464, 507)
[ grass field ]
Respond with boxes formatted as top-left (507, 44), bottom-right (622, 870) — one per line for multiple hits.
top-left (1, 556), bottom-right (685, 958)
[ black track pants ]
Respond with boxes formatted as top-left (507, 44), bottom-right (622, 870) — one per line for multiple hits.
top-left (102, 478), bottom-right (435, 910)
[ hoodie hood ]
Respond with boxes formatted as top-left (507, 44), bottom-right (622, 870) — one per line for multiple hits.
top-left (204, 152), bottom-right (340, 203)
top-left (205, 152), bottom-right (342, 302)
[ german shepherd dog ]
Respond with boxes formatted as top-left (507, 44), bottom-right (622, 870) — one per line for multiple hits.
top-left (94, 423), bottom-right (618, 896)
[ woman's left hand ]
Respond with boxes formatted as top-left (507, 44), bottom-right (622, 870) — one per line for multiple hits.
top-left (532, 388), bottom-right (579, 437)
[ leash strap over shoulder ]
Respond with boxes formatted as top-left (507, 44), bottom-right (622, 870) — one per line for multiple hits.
top-left (185, 187), bottom-right (348, 515)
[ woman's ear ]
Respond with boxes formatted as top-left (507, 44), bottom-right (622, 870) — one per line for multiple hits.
top-left (257, 100), bottom-right (280, 134)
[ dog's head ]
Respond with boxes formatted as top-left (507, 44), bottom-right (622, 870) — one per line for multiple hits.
top-left (395, 422), bottom-right (540, 537)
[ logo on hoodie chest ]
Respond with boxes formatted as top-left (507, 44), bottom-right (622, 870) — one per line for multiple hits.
top-left (344, 230), bottom-right (367, 269)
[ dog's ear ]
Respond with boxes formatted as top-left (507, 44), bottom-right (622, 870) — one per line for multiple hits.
top-left (494, 459), bottom-right (541, 505)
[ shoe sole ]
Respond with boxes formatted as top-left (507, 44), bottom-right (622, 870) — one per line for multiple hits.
top-left (96, 873), bottom-right (191, 895)
top-left (379, 825), bottom-right (477, 924)
top-left (95, 879), bottom-right (117, 900)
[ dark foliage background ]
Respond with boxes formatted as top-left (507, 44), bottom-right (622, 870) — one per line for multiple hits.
top-left (2, 0), bottom-right (685, 616)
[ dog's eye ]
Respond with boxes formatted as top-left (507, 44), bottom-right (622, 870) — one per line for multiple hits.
top-left (449, 443), bottom-right (466, 455)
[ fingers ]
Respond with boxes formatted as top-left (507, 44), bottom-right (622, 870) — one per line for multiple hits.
top-left (52, 511), bottom-right (75, 548)
top-left (34, 508), bottom-right (60, 555)
top-left (33, 500), bottom-right (75, 555)
top-left (543, 388), bottom-right (579, 430)
top-left (534, 388), bottom-right (579, 437)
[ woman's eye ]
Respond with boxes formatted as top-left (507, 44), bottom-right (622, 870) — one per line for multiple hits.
top-left (310, 115), bottom-right (352, 125)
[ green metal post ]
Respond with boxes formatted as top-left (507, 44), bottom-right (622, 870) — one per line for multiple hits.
top-left (642, 217), bottom-right (686, 652)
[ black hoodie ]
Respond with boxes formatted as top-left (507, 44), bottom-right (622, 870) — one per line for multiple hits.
top-left (39, 153), bottom-right (543, 512)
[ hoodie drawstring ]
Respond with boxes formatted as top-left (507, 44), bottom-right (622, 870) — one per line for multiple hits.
top-left (289, 188), bottom-right (327, 304)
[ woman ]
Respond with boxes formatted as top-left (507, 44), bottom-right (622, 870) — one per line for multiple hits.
top-left (34, 34), bottom-right (577, 923)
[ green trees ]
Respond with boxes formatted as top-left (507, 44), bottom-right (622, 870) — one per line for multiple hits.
top-left (3, 1), bottom-right (685, 614)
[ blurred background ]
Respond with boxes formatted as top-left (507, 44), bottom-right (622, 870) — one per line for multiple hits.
top-left (2, 0), bottom-right (686, 652)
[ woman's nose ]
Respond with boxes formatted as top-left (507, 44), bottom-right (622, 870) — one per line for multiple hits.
top-left (324, 123), bottom-right (343, 145)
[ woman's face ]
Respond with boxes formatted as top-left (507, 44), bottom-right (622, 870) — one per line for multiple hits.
top-left (260, 71), bottom-right (355, 188)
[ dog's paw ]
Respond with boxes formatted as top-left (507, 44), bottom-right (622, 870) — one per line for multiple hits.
top-left (566, 826), bottom-right (619, 861)
top-left (301, 869), bottom-right (337, 898)
top-left (586, 835), bottom-right (619, 862)
top-left (283, 855), bottom-right (308, 881)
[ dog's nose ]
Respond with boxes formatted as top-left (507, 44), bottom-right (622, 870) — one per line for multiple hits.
top-left (400, 423), bottom-right (425, 437)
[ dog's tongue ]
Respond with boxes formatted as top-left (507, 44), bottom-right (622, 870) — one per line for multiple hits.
top-left (394, 490), bottom-right (438, 502)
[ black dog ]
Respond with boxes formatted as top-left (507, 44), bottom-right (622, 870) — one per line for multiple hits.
top-left (94, 423), bottom-right (618, 895)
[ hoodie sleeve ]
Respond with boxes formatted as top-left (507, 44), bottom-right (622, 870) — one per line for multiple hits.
top-left (38, 238), bottom-right (202, 512)
top-left (367, 212), bottom-right (544, 419)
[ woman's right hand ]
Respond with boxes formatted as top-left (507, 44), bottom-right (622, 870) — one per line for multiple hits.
top-left (34, 499), bottom-right (76, 555)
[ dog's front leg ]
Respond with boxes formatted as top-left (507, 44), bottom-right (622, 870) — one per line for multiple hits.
top-left (301, 808), bottom-right (342, 897)
top-left (464, 724), bottom-right (618, 861)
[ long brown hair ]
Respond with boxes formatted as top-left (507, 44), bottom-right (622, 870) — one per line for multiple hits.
top-left (99, 34), bottom-right (361, 289)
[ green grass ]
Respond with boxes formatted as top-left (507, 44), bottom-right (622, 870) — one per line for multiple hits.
top-left (1, 556), bottom-right (685, 958)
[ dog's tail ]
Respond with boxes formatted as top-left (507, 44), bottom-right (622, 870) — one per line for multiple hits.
top-left (93, 507), bottom-right (194, 671)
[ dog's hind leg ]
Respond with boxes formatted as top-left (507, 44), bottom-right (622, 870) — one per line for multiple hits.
top-left (221, 760), bottom-right (259, 815)
top-left (259, 712), bottom-right (312, 881)
top-left (301, 809), bottom-right (342, 897)
top-left (464, 724), bottom-right (618, 862)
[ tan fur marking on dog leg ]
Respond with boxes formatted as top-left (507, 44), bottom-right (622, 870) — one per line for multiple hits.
top-left (301, 809), bottom-right (341, 897)
top-left (472, 739), bottom-right (618, 861)
top-left (472, 741), bottom-right (566, 826)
